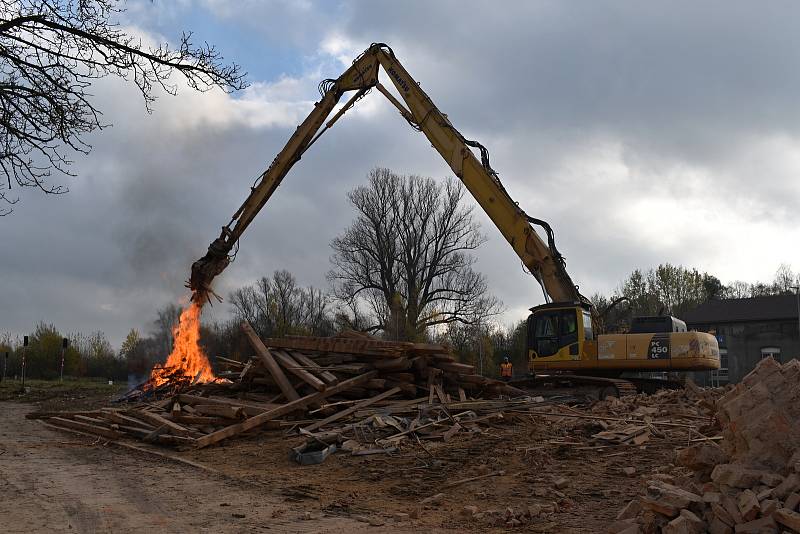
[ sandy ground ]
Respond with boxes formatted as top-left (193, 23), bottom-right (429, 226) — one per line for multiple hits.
top-left (0, 389), bottom-right (689, 533)
top-left (0, 402), bottom-right (398, 534)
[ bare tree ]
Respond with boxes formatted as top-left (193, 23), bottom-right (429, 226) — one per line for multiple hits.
top-left (229, 270), bottom-right (333, 338)
top-left (773, 263), bottom-right (797, 294)
top-left (0, 0), bottom-right (246, 214)
top-left (329, 168), bottom-right (502, 341)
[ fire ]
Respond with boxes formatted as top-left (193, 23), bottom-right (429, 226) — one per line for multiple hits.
top-left (149, 301), bottom-right (215, 386)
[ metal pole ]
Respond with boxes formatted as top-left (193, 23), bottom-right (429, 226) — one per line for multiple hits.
top-left (21, 335), bottom-right (28, 390)
top-left (793, 286), bottom-right (800, 347)
top-left (60, 338), bottom-right (68, 382)
top-left (21, 347), bottom-right (26, 389)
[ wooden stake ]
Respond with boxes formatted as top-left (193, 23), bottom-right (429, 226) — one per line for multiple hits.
top-left (271, 350), bottom-right (327, 391)
top-left (242, 321), bottom-right (300, 402)
top-left (290, 351), bottom-right (339, 385)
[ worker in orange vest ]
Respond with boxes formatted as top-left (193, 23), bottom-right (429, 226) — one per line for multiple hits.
top-left (500, 357), bottom-right (513, 381)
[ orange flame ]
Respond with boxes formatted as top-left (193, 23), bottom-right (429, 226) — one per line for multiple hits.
top-left (150, 301), bottom-right (215, 386)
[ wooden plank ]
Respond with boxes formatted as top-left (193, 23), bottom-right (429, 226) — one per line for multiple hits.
top-left (128, 410), bottom-right (194, 437)
top-left (365, 378), bottom-right (387, 389)
top-left (192, 404), bottom-right (245, 419)
top-left (176, 394), bottom-right (278, 417)
top-left (195, 371), bottom-right (377, 449)
top-left (73, 415), bottom-right (114, 427)
top-left (242, 322), bottom-right (300, 402)
top-left (301, 387), bottom-right (402, 433)
top-left (263, 336), bottom-right (407, 357)
top-left (217, 355), bottom-right (246, 368)
top-left (238, 360), bottom-right (253, 381)
top-left (170, 414), bottom-right (233, 426)
top-left (443, 422), bottom-right (462, 442)
top-left (434, 361), bottom-right (475, 374)
top-left (26, 410), bottom-right (105, 420)
top-left (100, 410), bottom-right (157, 429)
top-left (371, 358), bottom-right (411, 372)
top-left (383, 372), bottom-right (414, 383)
top-left (272, 350), bottom-right (327, 391)
top-left (48, 417), bottom-right (121, 440)
top-left (434, 384), bottom-right (449, 405)
top-left (291, 351), bottom-right (339, 384)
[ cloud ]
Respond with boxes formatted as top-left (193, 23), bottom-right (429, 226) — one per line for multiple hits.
top-left (2, 1), bottom-right (800, 348)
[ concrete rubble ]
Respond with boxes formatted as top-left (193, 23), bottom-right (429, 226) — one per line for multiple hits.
top-left (614, 357), bottom-right (800, 533)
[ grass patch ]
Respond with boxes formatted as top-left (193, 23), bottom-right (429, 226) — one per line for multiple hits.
top-left (0, 377), bottom-right (128, 410)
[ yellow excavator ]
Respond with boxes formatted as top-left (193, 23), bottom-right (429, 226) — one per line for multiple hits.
top-left (189, 43), bottom-right (719, 395)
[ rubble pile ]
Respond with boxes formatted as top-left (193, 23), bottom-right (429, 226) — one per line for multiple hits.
top-left (28, 323), bottom-right (527, 451)
top-left (613, 357), bottom-right (800, 534)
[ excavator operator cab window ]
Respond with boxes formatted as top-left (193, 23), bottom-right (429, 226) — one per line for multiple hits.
top-left (560, 311), bottom-right (578, 346)
top-left (531, 308), bottom-right (579, 357)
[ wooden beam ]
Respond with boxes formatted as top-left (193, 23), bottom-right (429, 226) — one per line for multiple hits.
top-left (191, 404), bottom-right (245, 419)
top-left (176, 394), bottom-right (277, 417)
top-left (371, 358), bottom-right (411, 372)
top-left (242, 322), bottom-right (300, 402)
top-left (48, 417), bottom-right (121, 440)
top-left (127, 410), bottom-right (194, 437)
top-left (262, 336), bottom-right (407, 357)
top-left (301, 387), bottom-right (402, 433)
top-left (291, 351), bottom-right (339, 384)
top-left (271, 350), bottom-right (327, 391)
top-left (434, 361), bottom-right (475, 374)
top-left (194, 371), bottom-right (377, 449)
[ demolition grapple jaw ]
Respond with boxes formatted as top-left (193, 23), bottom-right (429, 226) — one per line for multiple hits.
top-left (188, 237), bottom-right (231, 304)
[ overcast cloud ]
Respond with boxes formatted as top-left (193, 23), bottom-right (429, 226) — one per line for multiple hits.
top-left (2, 0), bottom-right (799, 347)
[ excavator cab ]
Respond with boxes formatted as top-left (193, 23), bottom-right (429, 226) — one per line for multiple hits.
top-left (527, 303), bottom-right (593, 362)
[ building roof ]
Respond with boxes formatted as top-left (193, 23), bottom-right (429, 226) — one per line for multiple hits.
top-left (683, 294), bottom-right (799, 325)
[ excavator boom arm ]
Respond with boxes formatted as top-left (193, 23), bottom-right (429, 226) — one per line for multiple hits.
top-left (190, 44), bottom-right (585, 306)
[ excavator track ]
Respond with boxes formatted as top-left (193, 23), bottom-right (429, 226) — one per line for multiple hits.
top-left (510, 374), bottom-right (639, 399)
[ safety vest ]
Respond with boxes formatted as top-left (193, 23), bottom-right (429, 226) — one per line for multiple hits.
top-left (500, 362), bottom-right (513, 377)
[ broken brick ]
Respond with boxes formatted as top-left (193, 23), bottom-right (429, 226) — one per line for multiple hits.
top-left (663, 509), bottom-right (705, 534)
top-left (731, 515), bottom-right (778, 533)
top-left (759, 499), bottom-right (779, 517)
top-left (772, 473), bottom-right (800, 500)
top-left (738, 489), bottom-right (760, 522)
top-left (641, 481), bottom-right (703, 518)
top-left (774, 508), bottom-right (800, 531)
top-left (708, 516), bottom-right (734, 534)
top-left (721, 494), bottom-right (745, 525)
top-left (711, 464), bottom-right (767, 489)
top-left (677, 443), bottom-right (727, 473)
top-left (784, 492), bottom-right (800, 512)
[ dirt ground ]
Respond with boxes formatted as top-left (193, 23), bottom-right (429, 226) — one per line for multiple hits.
top-left (0, 383), bottom-right (687, 533)
top-left (0, 402), bottom-right (392, 533)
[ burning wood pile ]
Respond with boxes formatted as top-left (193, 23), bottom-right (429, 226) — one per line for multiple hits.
top-left (31, 321), bottom-right (524, 451)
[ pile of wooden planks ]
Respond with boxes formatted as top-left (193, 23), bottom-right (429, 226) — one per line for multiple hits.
top-left (31, 322), bottom-right (525, 450)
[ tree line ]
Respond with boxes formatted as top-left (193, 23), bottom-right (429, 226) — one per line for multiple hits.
top-left (591, 263), bottom-right (800, 334)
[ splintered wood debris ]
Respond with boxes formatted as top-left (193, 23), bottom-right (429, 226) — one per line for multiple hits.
top-left (27, 323), bottom-right (723, 466)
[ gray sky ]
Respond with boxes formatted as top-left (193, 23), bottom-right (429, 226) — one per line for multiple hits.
top-left (2, 0), bottom-right (799, 348)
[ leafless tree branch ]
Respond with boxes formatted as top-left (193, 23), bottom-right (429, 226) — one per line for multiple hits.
top-left (0, 0), bottom-right (247, 215)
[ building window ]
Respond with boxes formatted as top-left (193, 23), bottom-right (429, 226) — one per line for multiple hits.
top-left (711, 348), bottom-right (729, 387)
top-left (761, 347), bottom-right (781, 360)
